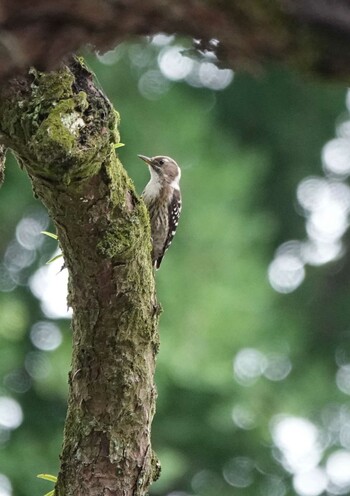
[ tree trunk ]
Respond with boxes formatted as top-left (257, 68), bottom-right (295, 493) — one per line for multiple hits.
top-left (0, 58), bottom-right (161, 495)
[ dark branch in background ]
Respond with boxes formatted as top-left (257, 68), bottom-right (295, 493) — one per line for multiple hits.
top-left (0, 0), bottom-right (350, 83)
top-left (0, 58), bottom-right (160, 496)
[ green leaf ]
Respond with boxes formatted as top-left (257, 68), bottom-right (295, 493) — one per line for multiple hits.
top-left (41, 231), bottom-right (58, 240)
top-left (44, 491), bottom-right (55, 496)
top-left (46, 254), bottom-right (63, 265)
top-left (114, 143), bottom-right (125, 149)
top-left (37, 474), bottom-right (57, 483)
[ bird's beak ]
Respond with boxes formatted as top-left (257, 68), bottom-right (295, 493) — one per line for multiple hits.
top-left (138, 154), bottom-right (152, 165)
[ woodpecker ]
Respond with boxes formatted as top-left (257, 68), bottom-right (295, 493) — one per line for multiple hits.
top-left (138, 154), bottom-right (182, 269)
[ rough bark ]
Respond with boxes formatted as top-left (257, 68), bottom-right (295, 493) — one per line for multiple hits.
top-left (0, 145), bottom-right (6, 187)
top-left (0, 59), bottom-right (160, 495)
top-left (0, 1), bottom-right (350, 83)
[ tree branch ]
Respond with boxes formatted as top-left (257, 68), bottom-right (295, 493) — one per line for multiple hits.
top-left (1, 0), bottom-right (350, 82)
top-left (0, 58), bottom-right (161, 496)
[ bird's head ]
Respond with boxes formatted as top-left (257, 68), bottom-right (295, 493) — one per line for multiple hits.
top-left (138, 155), bottom-right (181, 188)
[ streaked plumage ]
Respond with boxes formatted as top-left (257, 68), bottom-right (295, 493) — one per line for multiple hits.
top-left (138, 154), bottom-right (182, 269)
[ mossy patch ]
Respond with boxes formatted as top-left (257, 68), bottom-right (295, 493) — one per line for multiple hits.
top-left (97, 211), bottom-right (144, 260)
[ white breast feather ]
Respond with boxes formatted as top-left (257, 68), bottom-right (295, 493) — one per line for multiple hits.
top-left (142, 167), bottom-right (162, 202)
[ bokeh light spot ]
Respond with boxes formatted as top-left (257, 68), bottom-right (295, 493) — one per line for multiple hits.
top-left (326, 450), bottom-right (350, 492)
top-left (96, 45), bottom-right (125, 65)
top-left (263, 353), bottom-right (292, 382)
top-left (297, 177), bottom-right (329, 212)
top-left (233, 348), bottom-right (267, 386)
top-left (293, 467), bottom-right (328, 496)
top-left (223, 457), bottom-right (255, 488)
top-left (0, 264), bottom-right (16, 292)
top-left (29, 252), bottom-right (71, 319)
top-left (158, 46), bottom-right (193, 81)
top-left (272, 159), bottom-right (350, 292)
top-left (4, 368), bottom-right (31, 394)
top-left (0, 474), bottom-right (12, 496)
top-left (15, 212), bottom-right (48, 250)
top-left (271, 416), bottom-right (322, 473)
top-left (232, 404), bottom-right (257, 430)
top-left (191, 469), bottom-right (223, 495)
top-left (4, 240), bottom-right (35, 273)
top-left (198, 62), bottom-right (233, 90)
top-left (25, 351), bottom-right (51, 380)
top-left (268, 252), bottom-right (305, 294)
top-left (322, 138), bottom-right (350, 177)
top-left (336, 365), bottom-right (350, 395)
top-left (301, 240), bottom-right (343, 266)
top-left (151, 34), bottom-right (175, 46)
top-left (138, 70), bottom-right (170, 100)
top-left (128, 44), bottom-right (153, 68)
top-left (260, 475), bottom-right (287, 496)
top-left (30, 321), bottom-right (62, 351)
top-left (0, 397), bottom-right (23, 430)
top-left (336, 113), bottom-right (350, 139)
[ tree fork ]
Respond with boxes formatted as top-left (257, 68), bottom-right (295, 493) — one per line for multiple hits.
top-left (0, 58), bottom-right (161, 495)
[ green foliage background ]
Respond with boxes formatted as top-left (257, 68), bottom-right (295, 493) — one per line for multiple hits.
top-left (0, 39), bottom-right (349, 496)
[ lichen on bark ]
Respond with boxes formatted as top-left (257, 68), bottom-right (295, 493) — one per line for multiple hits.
top-left (0, 58), bottom-right (160, 495)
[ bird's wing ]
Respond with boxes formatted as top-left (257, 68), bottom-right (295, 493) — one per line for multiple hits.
top-left (155, 189), bottom-right (182, 269)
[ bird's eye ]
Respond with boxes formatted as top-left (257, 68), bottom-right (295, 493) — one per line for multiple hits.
top-left (159, 159), bottom-right (164, 166)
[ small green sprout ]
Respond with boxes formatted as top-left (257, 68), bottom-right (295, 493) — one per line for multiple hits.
top-left (46, 253), bottom-right (64, 264)
top-left (41, 231), bottom-right (63, 264)
top-left (37, 473), bottom-right (57, 496)
top-left (114, 142), bottom-right (125, 149)
top-left (41, 231), bottom-right (58, 240)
